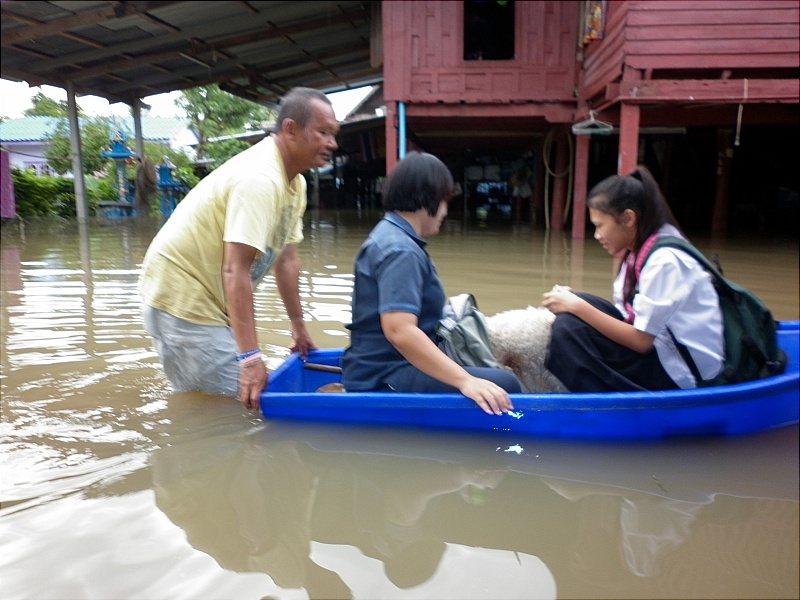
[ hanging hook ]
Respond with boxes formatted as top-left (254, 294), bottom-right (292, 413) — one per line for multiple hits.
top-left (571, 110), bottom-right (615, 135)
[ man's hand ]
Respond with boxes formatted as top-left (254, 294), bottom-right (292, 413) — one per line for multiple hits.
top-left (238, 360), bottom-right (268, 409)
top-left (289, 321), bottom-right (317, 359)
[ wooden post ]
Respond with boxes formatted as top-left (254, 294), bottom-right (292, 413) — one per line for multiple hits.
top-left (550, 129), bottom-right (569, 231)
top-left (571, 134), bottom-right (590, 239)
top-left (532, 137), bottom-right (545, 228)
top-left (711, 128), bottom-right (733, 237)
top-left (618, 103), bottom-right (640, 175)
top-left (384, 101), bottom-right (398, 174)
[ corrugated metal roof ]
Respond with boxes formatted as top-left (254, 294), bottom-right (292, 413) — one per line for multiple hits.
top-left (0, 115), bottom-right (190, 142)
top-left (1, 1), bottom-right (381, 107)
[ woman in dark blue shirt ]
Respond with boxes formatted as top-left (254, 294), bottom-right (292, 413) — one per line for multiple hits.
top-left (342, 152), bottom-right (521, 415)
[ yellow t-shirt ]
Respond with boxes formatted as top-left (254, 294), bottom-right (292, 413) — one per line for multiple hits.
top-left (139, 137), bottom-right (306, 326)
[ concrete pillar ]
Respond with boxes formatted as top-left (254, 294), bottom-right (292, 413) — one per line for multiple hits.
top-left (132, 102), bottom-right (145, 160)
top-left (66, 82), bottom-right (88, 222)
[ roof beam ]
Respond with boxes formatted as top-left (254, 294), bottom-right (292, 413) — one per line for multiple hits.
top-left (68, 37), bottom-right (371, 96)
top-left (0, 1), bottom-right (181, 47)
top-left (20, 9), bottom-right (368, 75)
top-left (609, 79), bottom-right (800, 104)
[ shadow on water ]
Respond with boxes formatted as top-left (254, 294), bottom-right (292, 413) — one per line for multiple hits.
top-left (1, 214), bottom-right (798, 599)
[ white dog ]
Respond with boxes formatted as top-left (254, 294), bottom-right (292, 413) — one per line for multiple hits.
top-left (485, 306), bottom-right (568, 393)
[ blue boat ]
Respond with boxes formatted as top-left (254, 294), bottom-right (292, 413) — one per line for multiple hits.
top-left (260, 321), bottom-right (799, 440)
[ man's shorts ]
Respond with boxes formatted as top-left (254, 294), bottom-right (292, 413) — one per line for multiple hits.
top-left (142, 304), bottom-right (239, 397)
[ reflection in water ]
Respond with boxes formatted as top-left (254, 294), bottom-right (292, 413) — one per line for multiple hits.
top-left (152, 416), bottom-right (556, 599)
top-left (0, 215), bottom-right (798, 599)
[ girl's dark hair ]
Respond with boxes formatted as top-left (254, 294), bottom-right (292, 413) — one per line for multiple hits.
top-left (382, 151), bottom-right (454, 216)
top-left (586, 166), bottom-right (681, 252)
top-left (276, 87), bottom-right (331, 129)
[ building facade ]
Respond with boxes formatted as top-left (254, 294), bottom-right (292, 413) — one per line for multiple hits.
top-left (380, 0), bottom-right (799, 237)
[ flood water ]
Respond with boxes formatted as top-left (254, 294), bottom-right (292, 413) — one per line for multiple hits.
top-left (1, 211), bottom-right (798, 600)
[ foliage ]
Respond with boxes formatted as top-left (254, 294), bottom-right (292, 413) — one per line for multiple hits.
top-left (45, 116), bottom-right (116, 175)
top-left (177, 84), bottom-right (273, 163)
top-left (23, 92), bottom-right (84, 117)
top-left (174, 165), bottom-right (200, 190)
top-left (44, 112), bottom-right (198, 175)
top-left (24, 84), bottom-right (272, 215)
top-left (9, 169), bottom-right (104, 219)
top-left (203, 138), bottom-right (251, 169)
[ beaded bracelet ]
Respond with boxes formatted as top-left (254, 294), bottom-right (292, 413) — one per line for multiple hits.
top-left (239, 352), bottom-right (263, 367)
top-left (236, 349), bottom-right (261, 362)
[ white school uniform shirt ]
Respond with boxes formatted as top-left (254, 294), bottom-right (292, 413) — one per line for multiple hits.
top-left (613, 224), bottom-right (724, 388)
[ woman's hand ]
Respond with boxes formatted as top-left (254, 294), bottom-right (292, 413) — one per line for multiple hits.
top-left (381, 311), bottom-right (514, 416)
top-left (459, 377), bottom-right (514, 416)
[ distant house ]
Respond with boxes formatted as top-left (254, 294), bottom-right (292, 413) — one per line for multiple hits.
top-left (0, 115), bottom-right (197, 176)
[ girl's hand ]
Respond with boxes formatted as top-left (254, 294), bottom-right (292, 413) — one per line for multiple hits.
top-left (542, 284), bottom-right (581, 315)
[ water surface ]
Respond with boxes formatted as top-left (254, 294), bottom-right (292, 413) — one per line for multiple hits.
top-left (1, 212), bottom-right (798, 599)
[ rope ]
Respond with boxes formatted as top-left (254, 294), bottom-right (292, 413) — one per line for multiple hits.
top-left (542, 127), bottom-right (575, 230)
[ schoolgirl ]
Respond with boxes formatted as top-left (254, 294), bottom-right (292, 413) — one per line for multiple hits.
top-left (542, 166), bottom-right (724, 392)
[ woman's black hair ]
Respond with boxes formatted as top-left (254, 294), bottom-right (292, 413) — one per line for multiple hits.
top-left (586, 165), bottom-right (681, 252)
top-left (382, 151), bottom-right (454, 216)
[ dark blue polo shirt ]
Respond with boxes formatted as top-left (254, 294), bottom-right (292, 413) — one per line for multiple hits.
top-left (341, 212), bottom-right (446, 391)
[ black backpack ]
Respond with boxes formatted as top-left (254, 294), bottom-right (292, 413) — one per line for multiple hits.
top-left (638, 236), bottom-right (787, 386)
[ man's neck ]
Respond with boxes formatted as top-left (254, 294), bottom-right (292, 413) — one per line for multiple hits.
top-left (271, 133), bottom-right (298, 182)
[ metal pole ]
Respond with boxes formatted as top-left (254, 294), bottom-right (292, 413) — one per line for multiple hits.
top-left (398, 101), bottom-right (406, 159)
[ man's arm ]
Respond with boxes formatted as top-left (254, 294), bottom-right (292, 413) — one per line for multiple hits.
top-left (274, 244), bottom-right (316, 357)
top-left (222, 241), bottom-right (267, 409)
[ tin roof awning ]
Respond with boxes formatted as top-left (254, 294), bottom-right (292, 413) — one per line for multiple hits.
top-left (1, 1), bottom-right (383, 107)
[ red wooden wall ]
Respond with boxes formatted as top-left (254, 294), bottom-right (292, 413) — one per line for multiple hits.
top-left (383, 1), bottom-right (580, 104)
top-left (582, 0), bottom-right (800, 105)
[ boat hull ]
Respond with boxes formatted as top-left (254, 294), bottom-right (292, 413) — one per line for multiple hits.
top-left (260, 322), bottom-right (799, 440)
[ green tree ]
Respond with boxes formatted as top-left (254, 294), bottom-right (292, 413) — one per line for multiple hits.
top-left (45, 116), bottom-right (114, 175)
top-left (24, 92), bottom-right (84, 117)
top-left (177, 84), bottom-right (273, 164)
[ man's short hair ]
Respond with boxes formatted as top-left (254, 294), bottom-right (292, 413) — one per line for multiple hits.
top-left (276, 87), bottom-right (332, 129)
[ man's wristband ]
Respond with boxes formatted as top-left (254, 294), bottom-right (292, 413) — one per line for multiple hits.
top-left (236, 349), bottom-right (261, 362)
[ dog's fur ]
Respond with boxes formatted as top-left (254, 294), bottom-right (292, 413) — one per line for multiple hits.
top-left (486, 307), bottom-right (568, 393)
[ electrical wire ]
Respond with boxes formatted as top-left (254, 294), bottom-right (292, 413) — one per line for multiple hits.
top-left (542, 127), bottom-right (574, 230)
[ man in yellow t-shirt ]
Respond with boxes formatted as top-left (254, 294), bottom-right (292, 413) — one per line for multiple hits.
top-left (140, 87), bottom-right (339, 410)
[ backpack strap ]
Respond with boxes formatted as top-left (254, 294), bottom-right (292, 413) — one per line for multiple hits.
top-left (634, 233), bottom-right (662, 281)
top-left (636, 236), bottom-right (723, 387)
top-left (641, 236), bottom-right (779, 384)
top-left (666, 327), bottom-right (703, 386)
top-left (645, 236), bottom-right (727, 291)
